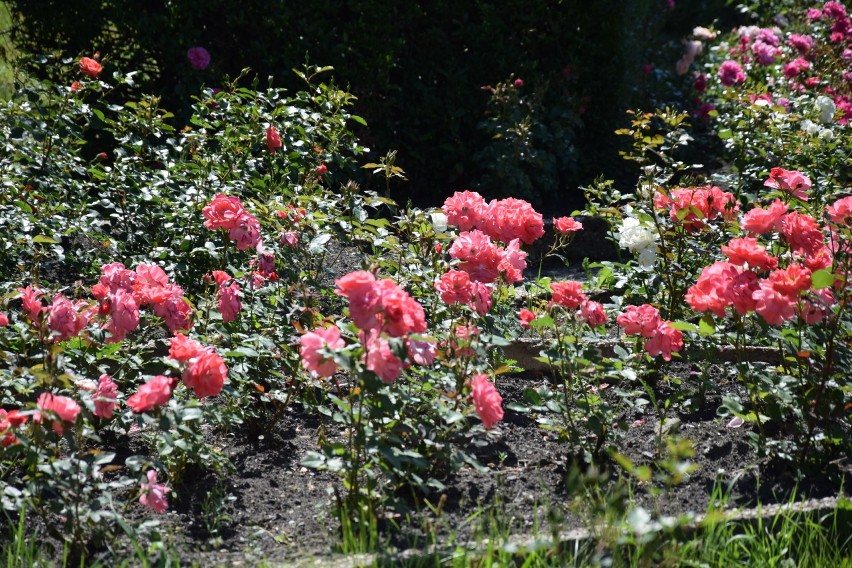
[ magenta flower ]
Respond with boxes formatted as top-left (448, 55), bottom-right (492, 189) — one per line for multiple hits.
top-left (187, 47), bottom-right (211, 70)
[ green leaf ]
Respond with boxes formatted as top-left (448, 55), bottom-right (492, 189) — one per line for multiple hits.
top-left (717, 129), bottom-right (732, 140)
top-left (668, 321), bottom-right (698, 333)
top-left (308, 233), bottom-right (332, 254)
top-left (699, 317), bottom-right (715, 336)
top-left (33, 235), bottom-right (59, 244)
top-left (811, 269), bottom-right (835, 289)
top-left (350, 115), bottom-right (368, 126)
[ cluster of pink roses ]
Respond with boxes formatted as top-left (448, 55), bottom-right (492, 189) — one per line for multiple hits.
top-left (436, 191), bottom-right (545, 316)
top-left (441, 190), bottom-right (545, 245)
top-left (203, 193), bottom-right (263, 252)
top-left (616, 305), bottom-right (684, 361)
top-left (301, 270), bottom-right (434, 383)
top-left (685, 187), bottom-right (850, 327)
top-left (653, 185), bottom-right (739, 232)
top-left (19, 262), bottom-right (193, 345)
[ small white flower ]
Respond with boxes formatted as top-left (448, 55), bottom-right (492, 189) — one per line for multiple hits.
top-left (430, 212), bottom-right (448, 233)
top-left (801, 119), bottom-right (820, 135)
top-left (818, 127), bottom-right (834, 140)
top-left (815, 96), bottom-right (836, 124)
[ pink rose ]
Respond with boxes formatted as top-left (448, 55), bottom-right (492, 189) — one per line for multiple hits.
top-left (300, 326), bottom-right (345, 377)
top-left (79, 57), bottom-right (103, 78)
top-left (554, 216), bottom-right (583, 234)
top-left (47, 294), bottom-right (89, 342)
top-left (127, 376), bottom-right (174, 413)
top-left (718, 60), bottom-right (746, 86)
top-left (266, 126), bottom-right (282, 153)
top-left (93, 374), bottom-right (119, 419)
top-left (202, 194), bottom-right (246, 230)
top-left (35, 393), bottom-right (81, 435)
top-left (470, 374), bottom-right (503, 429)
top-left (217, 281), bottom-right (242, 323)
top-left (550, 281), bottom-right (587, 309)
top-left (169, 333), bottom-right (207, 362)
top-left (518, 308), bottom-right (536, 328)
top-left (182, 350), bottom-right (227, 399)
top-left (364, 331), bottom-right (404, 383)
top-left (139, 470), bottom-right (169, 514)
top-left (435, 270), bottom-right (473, 305)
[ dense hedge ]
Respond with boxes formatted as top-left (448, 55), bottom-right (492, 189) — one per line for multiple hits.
top-left (5, 0), bottom-right (733, 208)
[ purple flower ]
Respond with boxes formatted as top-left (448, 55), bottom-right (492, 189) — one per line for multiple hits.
top-left (187, 47), bottom-right (211, 70)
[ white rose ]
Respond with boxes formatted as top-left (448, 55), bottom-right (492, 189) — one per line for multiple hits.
top-left (430, 212), bottom-right (448, 233)
top-left (818, 127), bottom-right (835, 140)
top-left (801, 119), bottom-right (820, 135)
top-left (815, 96), bottom-right (836, 124)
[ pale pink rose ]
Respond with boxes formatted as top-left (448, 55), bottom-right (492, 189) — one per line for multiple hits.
top-left (579, 300), bottom-right (607, 327)
top-left (48, 294), bottom-right (89, 342)
top-left (152, 288), bottom-right (193, 332)
top-left (407, 337), bottom-right (437, 366)
top-left (280, 230), bottom-right (299, 248)
top-left (139, 470), bottom-right (170, 514)
top-left (218, 281), bottom-right (242, 323)
top-left (364, 331), bottom-right (404, 383)
top-left (93, 374), bottom-right (119, 419)
top-left (300, 326), bottom-right (345, 377)
top-left (471, 374), bottom-right (503, 429)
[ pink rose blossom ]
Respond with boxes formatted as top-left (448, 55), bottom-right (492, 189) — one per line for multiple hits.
top-left (183, 350), bottom-right (227, 398)
top-left (550, 281), bottom-right (587, 309)
top-left (518, 308), bottom-right (536, 328)
top-left (718, 60), bottom-right (746, 86)
top-left (579, 300), bottom-right (607, 327)
top-left (93, 374), bottom-right (119, 419)
top-left (79, 57), bottom-right (103, 78)
top-left (203, 194), bottom-right (246, 230)
top-left (644, 322), bottom-right (683, 361)
top-left (764, 168), bottom-right (811, 200)
top-left (435, 270), bottom-right (474, 305)
top-left (105, 289), bottom-right (140, 343)
top-left (169, 334), bottom-right (207, 362)
top-left (741, 199), bottom-right (788, 234)
top-left (471, 374), bottom-right (503, 429)
top-left (127, 376), bottom-right (174, 413)
top-left (139, 470), bottom-right (170, 514)
top-left (266, 126), bottom-right (282, 153)
top-left (217, 280), bottom-right (242, 323)
top-left (753, 281), bottom-right (797, 325)
top-left (19, 286), bottom-right (44, 323)
top-left (617, 304), bottom-right (663, 337)
top-left (554, 216), bottom-right (584, 234)
top-left (35, 393), bottom-right (81, 435)
top-left (721, 237), bottom-right (777, 270)
top-left (469, 281), bottom-right (494, 316)
top-left (364, 331), bottom-right (404, 383)
top-left (47, 294), bottom-right (90, 342)
top-left (442, 190), bottom-right (487, 231)
top-left (300, 326), bottom-right (345, 377)
top-left (826, 195), bottom-right (852, 227)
